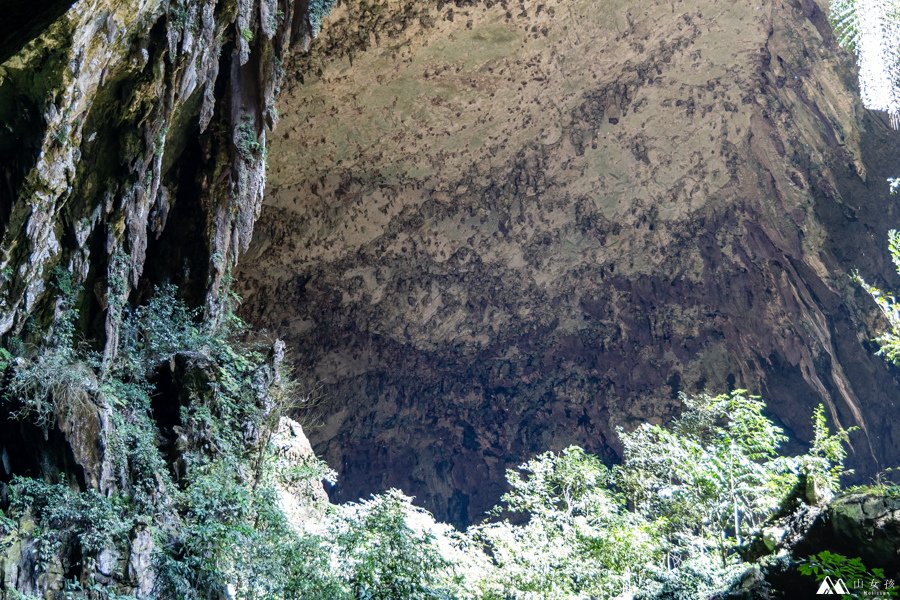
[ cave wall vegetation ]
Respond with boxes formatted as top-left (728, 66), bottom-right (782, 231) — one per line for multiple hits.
top-left (0, 0), bottom-right (323, 353)
top-left (0, 0), bottom-right (333, 596)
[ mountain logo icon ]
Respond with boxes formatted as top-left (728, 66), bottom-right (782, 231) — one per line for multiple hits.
top-left (817, 576), bottom-right (851, 594)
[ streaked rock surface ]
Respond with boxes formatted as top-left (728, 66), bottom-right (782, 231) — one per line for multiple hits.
top-left (239, 0), bottom-right (900, 525)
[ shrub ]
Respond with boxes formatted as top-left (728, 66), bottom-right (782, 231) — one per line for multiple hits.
top-left (4, 268), bottom-right (95, 431)
top-left (474, 447), bottom-right (662, 598)
top-left (335, 489), bottom-right (470, 599)
top-left (116, 284), bottom-right (205, 379)
top-left (5, 346), bottom-right (96, 430)
top-left (798, 404), bottom-right (857, 496)
top-left (155, 453), bottom-right (344, 600)
top-left (618, 392), bottom-right (796, 560)
top-left (8, 478), bottom-right (133, 568)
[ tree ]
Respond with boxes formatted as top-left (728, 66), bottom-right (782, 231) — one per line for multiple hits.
top-left (334, 489), bottom-right (480, 599)
top-left (472, 447), bottom-right (663, 599)
top-left (617, 391), bottom-right (796, 565)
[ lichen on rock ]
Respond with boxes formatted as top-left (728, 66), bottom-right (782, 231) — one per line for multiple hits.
top-left (0, 0), bottom-right (318, 353)
top-left (0, 0), bottom-right (333, 596)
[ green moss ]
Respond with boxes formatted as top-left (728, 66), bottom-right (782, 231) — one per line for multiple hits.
top-left (236, 117), bottom-right (264, 161)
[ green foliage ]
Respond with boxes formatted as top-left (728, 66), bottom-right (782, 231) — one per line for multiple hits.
top-left (0, 346), bottom-right (13, 371)
top-left (473, 447), bottom-right (662, 598)
top-left (846, 482), bottom-right (900, 497)
top-left (105, 252), bottom-right (130, 321)
top-left (3, 267), bottom-right (93, 430)
top-left (1, 282), bottom-right (327, 598)
top-left (0, 269), bottom-right (869, 599)
top-left (156, 453), bottom-right (348, 600)
top-left (799, 404), bottom-right (858, 493)
top-left (236, 117), bottom-right (263, 161)
top-left (5, 591), bottom-right (43, 600)
top-left (116, 284), bottom-right (205, 379)
top-left (49, 574), bottom-right (141, 600)
top-left (158, 462), bottom-right (262, 597)
top-left (1, 281), bottom-right (860, 600)
top-left (829, 0), bottom-right (863, 52)
top-left (8, 478), bottom-right (133, 568)
top-left (468, 394), bottom-right (856, 599)
top-left (280, 453), bottom-right (338, 488)
top-left (828, 0), bottom-right (900, 127)
top-left (847, 466), bottom-right (900, 495)
top-left (652, 555), bottom-right (746, 600)
top-left (855, 229), bottom-right (900, 363)
top-left (799, 551), bottom-right (899, 599)
top-left (107, 393), bottom-right (174, 516)
top-left (157, 463), bottom-right (476, 599)
top-left (169, 3), bottom-right (188, 29)
top-left (335, 489), bottom-right (472, 600)
top-left (618, 391), bottom-right (795, 559)
top-left (4, 346), bottom-right (94, 429)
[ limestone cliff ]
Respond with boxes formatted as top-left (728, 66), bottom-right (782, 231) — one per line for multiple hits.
top-left (238, 0), bottom-right (900, 525)
top-left (717, 487), bottom-right (900, 597)
top-left (0, 0), bottom-right (330, 596)
top-left (0, 0), bottom-right (326, 347)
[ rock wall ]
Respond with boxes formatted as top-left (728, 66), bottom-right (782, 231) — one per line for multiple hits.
top-left (718, 485), bottom-right (900, 598)
top-left (238, 0), bottom-right (900, 525)
top-left (0, 0), bottom-right (331, 595)
top-left (0, 0), bottom-right (326, 351)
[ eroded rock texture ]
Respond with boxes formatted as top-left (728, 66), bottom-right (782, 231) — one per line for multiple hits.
top-left (238, 0), bottom-right (900, 525)
top-left (0, 0), bottom-right (328, 595)
top-left (718, 487), bottom-right (900, 598)
top-left (0, 0), bottom-right (323, 349)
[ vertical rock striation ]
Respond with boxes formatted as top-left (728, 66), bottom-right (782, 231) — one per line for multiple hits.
top-left (0, 0), bottom-right (325, 350)
top-left (0, 0), bottom-right (333, 595)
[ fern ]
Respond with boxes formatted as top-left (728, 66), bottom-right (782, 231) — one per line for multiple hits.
top-left (831, 0), bottom-right (863, 52)
top-left (829, 0), bottom-right (900, 128)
